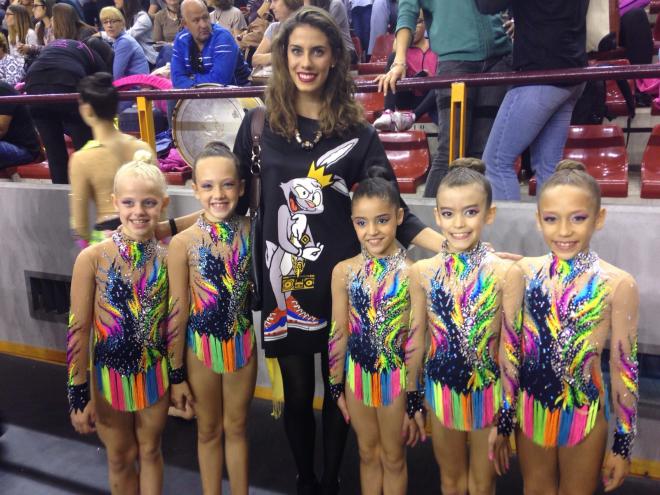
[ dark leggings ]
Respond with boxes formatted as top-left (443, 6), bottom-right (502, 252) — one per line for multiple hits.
top-left (277, 350), bottom-right (349, 492)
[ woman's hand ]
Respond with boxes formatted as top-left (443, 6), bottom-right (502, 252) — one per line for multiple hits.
top-left (602, 452), bottom-right (630, 492)
top-left (488, 427), bottom-right (512, 475)
top-left (336, 392), bottom-right (350, 424)
top-left (402, 411), bottom-right (426, 447)
top-left (70, 402), bottom-right (96, 435)
top-left (375, 63), bottom-right (406, 97)
top-left (170, 381), bottom-right (196, 415)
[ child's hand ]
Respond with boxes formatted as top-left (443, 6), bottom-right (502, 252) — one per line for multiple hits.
top-left (602, 452), bottom-right (630, 492)
top-left (488, 427), bottom-right (511, 475)
top-left (170, 381), bottom-right (196, 414)
top-left (70, 402), bottom-right (96, 435)
top-left (336, 393), bottom-right (350, 424)
top-left (402, 411), bottom-right (426, 447)
top-left (494, 250), bottom-right (523, 261)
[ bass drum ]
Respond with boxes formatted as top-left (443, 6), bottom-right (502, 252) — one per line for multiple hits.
top-left (172, 83), bottom-right (263, 166)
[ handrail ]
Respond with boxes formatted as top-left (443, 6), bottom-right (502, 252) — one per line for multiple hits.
top-left (2, 63), bottom-right (660, 104)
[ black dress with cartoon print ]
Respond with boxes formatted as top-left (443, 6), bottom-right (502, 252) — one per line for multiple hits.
top-left (234, 110), bottom-right (426, 357)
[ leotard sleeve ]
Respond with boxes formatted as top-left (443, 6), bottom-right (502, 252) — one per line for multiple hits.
top-left (497, 261), bottom-right (525, 436)
top-left (608, 273), bottom-right (639, 459)
top-left (406, 263), bottom-right (427, 392)
top-left (328, 262), bottom-right (350, 387)
top-left (166, 235), bottom-right (191, 375)
top-left (66, 248), bottom-right (97, 411)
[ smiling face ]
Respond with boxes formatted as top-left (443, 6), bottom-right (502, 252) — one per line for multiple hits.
top-left (435, 183), bottom-right (495, 253)
top-left (287, 24), bottom-right (334, 100)
top-left (352, 195), bottom-right (403, 258)
top-left (192, 156), bottom-right (244, 222)
top-left (112, 176), bottom-right (168, 241)
top-left (537, 184), bottom-right (605, 260)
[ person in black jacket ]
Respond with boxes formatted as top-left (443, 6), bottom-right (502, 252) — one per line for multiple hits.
top-left (25, 38), bottom-right (108, 183)
top-left (478, 0), bottom-right (588, 200)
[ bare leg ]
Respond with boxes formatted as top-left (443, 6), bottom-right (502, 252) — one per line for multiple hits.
top-left (134, 393), bottom-right (169, 495)
top-left (429, 414), bottom-right (468, 495)
top-left (516, 429), bottom-right (558, 495)
top-left (467, 428), bottom-right (496, 495)
top-left (375, 393), bottom-right (407, 495)
top-left (94, 389), bottom-right (139, 495)
top-left (345, 388), bottom-right (383, 495)
top-left (222, 354), bottom-right (258, 495)
top-left (557, 410), bottom-right (608, 495)
top-left (187, 347), bottom-right (225, 495)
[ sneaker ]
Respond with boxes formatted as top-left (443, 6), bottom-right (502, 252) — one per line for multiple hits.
top-left (264, 307), bottom-right (287, 341)
top-left (286, 296), bottom-right (327, 331)
top-left (374, 110), bottom-right (416, 132)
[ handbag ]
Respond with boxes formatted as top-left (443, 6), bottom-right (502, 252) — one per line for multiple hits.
top-left (249, 106), bottom-right (267, 311)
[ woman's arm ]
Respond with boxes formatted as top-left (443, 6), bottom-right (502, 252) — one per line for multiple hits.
top-left (603, 273), bottom-right (639, 492)
top-left (127, 11), bottom-right (153, 42)
top-left (67, 248), bottom-right (97, 433)
top-left (155, 211), bottom-right (202, 240)
top-left (251, 34), bottom-right (272, 67)
top-left (112, 36), bottom-right (131, 80)
top-left (328, 261), bottom-right (350, 422)
top-left (410, 228), bottom-right (445, 253)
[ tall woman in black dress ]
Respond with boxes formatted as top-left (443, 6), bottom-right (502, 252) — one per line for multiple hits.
top-left (234, 7), bottom-right (443, 494)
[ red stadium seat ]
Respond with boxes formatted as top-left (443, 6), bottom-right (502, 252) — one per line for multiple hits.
top-left (370, 34), bottom-right (394, 63)
top-left (641, 125), bottom-right (660, 198)
top-left (164, 169), bottom-right (192, 186)
top-left (654, 17), bottom-right (660, 50)
top-left (354, 91), bottom-right (385, 123)
top-left (378, 130), bottom-right (430, 193)
top-left (528, 125), bottom-right (629, 197)
top-left (16, 161), bottom-right (51, 180)
top-left (652, 0), bottom-right (660, 13)
top-left (589, 59), bottom-right (634, 117)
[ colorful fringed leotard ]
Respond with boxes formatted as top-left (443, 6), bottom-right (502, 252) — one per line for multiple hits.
top-left (499, 251), bottom-right (639, 459)
top-left (67, 229), bottom-right (170, 412)
top-left (421, 242), bottom-right (503, 431)
top-left (340, 248), bottom-right (409, 407)
top-left (183, 214), bottom-right (254, 373)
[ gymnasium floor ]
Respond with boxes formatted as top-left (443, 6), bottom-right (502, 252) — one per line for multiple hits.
top-left (1, 354), bottom-right (659, 494)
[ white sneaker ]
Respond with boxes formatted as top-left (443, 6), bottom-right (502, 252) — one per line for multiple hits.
top-left (374, 110), bottom-right (416, 132)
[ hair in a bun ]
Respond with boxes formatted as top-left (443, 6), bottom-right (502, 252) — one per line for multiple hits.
top-left (352, 165), bottom-right (400, 208)
top-left (538, 159), bottom-right (601, 210)
top-left (438, 157), bottom-right (492, 208)
top-left (193, 141), bottom-right (241, 182)
top-left (113, 150), bottom-right (167, 196)
top-left (78, 72), bottom-right (118, 122)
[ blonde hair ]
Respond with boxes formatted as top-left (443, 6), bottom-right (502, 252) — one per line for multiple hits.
top-left (99, 6), bottom-right (125, 23)
top-left (538, 159), bottom-right (601, 211)
top-left (113, 150), bottom-right (167, 196)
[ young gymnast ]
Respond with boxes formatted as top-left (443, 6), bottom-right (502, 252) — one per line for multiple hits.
top-left (167, 141), bottom-right (257, 495)
top-left (67, 154), bottom-right (171, 495)
top-left (407, 158), bottom-right (511, 495)
top-left (492, 160), bottom-right (639, 494)
top-left (328, 167), bottom-right (418, 495)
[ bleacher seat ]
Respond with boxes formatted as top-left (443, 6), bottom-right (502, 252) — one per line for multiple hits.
top-left (654, 17), bottom-right (660, 51)
top-left (164, 169), bottom-right (192, 186)
top-left (357, 62), bottom-right (387, 75)
top-left (370, 34), bottom-right (394, 63)
top-left (378, 130), bottom-right (430, 193)
top-left (528, 125), bottom-right (629, 197)
top-left (589, 59), bottom-right (634, 117)
top-left (354, 91), bottom-right (384, 123)
top-left (15, 161), bottom-right (51, 180)
top-left (641, 125), bottom-right (660, 198)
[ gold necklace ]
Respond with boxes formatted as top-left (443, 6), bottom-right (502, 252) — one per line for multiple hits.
top-left (294, 128), bottom-right (322, 151)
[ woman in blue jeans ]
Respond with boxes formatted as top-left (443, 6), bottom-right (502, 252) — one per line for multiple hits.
top-left (477, 0), bottom-right (588, 200)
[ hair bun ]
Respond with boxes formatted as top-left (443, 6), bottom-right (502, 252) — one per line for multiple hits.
top-left (132, 149), bottom-right (154, 164)
top-left (366, 165), bottom-right (395, 182)
top-left (449, 157), bottom-right (486, 175)
top-left (555, 159), bottom-right (586, 173)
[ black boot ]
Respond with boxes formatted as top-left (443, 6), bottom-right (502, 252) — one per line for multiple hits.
top-left (296, 475), bottom-right (321, 495)
top-left (320, 476), bottom-right (339, 495)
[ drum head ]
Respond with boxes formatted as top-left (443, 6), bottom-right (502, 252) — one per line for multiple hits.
top-left (172, 84), bottom-right (263, 166)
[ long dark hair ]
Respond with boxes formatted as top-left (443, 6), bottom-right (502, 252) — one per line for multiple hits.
top-left (35, 0), bottom-right (56, 45)
top-left (309, 0), bottom-right (331, 11)
top-left (52, 3), bottom-right (96, 40)
top-left (266, 6), bottom-right (363, 139)
top-left (121, 0), bottom-right (144, 28)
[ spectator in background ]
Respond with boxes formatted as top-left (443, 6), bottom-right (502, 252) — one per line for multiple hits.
top-left (100, 6), bottom-right (149, 79)
top-left (19, 0), bottom-right (56, 58)
top-left (350, 0), bottom-right (372, 60)
top-left (374, 12), bottom-right (437, 131)
top-left (246, 0), bottom-right (265, 23)
top-left (0, 80), bottom-right (41, 167)
top-left (152, 0), bottom-right (180, 43)
top-left (6, 4), bottom-right (37, 59)
top-left (25, 38), bottom-right (109, 183)
top-left (210, 0), bottom-right (247, 32)
top-left (304, 0), bottom-right (356, 64)
top-left (0, 33), bottom-right (25, 84)
top-left (251, 0), bottom-right (301, 67)
top-left (377, 0), bottom-right (512, 198)
top-left (171, 0), bottom-right (250, 88)
top-left (115, 0), bottom-right (158, 65)
top-left (148, 0), bottom-right (165, 16)
top-left (368, 0), bottom-right (395, 56)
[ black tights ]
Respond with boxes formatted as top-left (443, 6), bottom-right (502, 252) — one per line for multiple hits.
top-left (277, 350), bottom-right (349, 492)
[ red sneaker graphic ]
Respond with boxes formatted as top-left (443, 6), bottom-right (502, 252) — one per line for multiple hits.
top-left (285, 296), bottom-right (327, 331)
